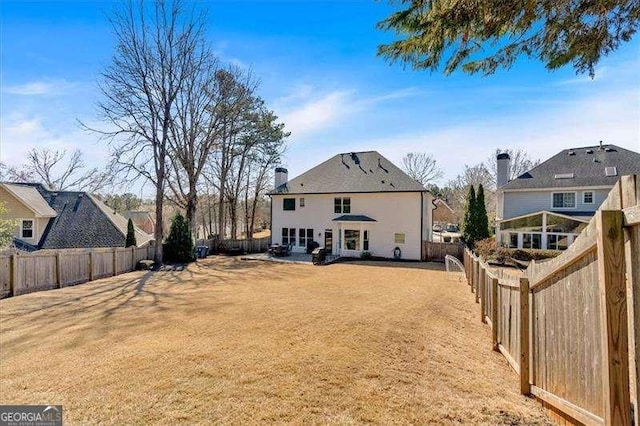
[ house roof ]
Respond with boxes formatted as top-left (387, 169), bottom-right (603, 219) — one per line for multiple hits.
top-left (123, 210), bottom-right (154, 223)
top-left (270, 151), bottom-right (426, 195)
top-left (333, 214), bottom-right (377, 222)
top-left (1, 183), bottom-right (57, 217)
top-left (4, 183), bottom-right (153, 249)
top-left (502, 144), bottom-right (640, 190)
top-left (91, 196), bottom-right (154, 246)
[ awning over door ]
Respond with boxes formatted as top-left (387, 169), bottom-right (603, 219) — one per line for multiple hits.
top-left (332, 214), bottom-right (377, 222)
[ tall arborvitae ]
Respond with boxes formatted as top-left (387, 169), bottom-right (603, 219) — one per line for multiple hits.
top-left (461, 185), bottom-right (476, 246)
top-left (164, 213), bottom-right (195, 263)
top-left (475, 184), bottom-right (490, 241)
top-left (125, 218), bottom-right (137, 247)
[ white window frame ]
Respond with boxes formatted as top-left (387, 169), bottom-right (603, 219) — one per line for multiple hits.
top-left (334, 197), bottom-right (351, 214)
top-left (582, 191), bottom-right (595, 205)
top-left (550, 192), bottom-right (577, 209)
top-left (299, 197), bottom-right (305, 208)
top-left (21, 219), bottom-right (34, 239)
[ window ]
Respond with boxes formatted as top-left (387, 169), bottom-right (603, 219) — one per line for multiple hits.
top-left (283, 198), bottom-right (296, 211)
top-left (334, 197), bottom-right (351, 214)
top-left (299, 198), bottom-right (305, 207)
top-left (282, 227), bottom-right (296, 245)
top-left (522, 233), bottom-right (542, 249)
top-left (552, 192), bottom-right (576, 209)
top-left (21, 220), bottom-right (34, 239)
top-left (394, 233), bottom-right (405, 244)
top-left (343, 230), bottom-right (360, 250)
top-left (509, 233), bottom-right (518, 249)
top-left (583, 191), bottom-right (594, 204)
top-left (299, 228), bottom-right (313, 247)
top-left (548, 234), bottom-right (569, 250)
top-left (363, 230), bottom-right (369, 251)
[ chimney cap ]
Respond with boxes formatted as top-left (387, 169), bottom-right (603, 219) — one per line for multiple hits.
top-left (497, 153), bottom-right (510, 160)
top-left (275, 167), bottom-right (288, 173)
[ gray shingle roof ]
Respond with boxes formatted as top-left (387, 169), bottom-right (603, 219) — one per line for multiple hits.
top-left (3, 183), bottom-right (153, 249)
top-left (270, 151), bottom-right (426, 195)
top-left (503, 144), bottom-right (640, 190)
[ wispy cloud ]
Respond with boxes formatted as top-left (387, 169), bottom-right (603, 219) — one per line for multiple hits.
top-left (275, 86), bottom-right (423, 139)
top-left (3, 79), bottom-right (76, 96)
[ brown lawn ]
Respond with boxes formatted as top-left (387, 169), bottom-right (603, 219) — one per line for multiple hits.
top-left (0, 257), bottom-right (549, 424)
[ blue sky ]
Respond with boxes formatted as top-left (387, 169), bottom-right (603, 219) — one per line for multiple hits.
top-left (1, 0), bottom-right (639, 195)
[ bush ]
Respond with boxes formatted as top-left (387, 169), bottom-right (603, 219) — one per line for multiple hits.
top-left (360, 250), bottom-right (372, 259)
top-left (508, 248), bottom-right (560, 261)
top-left (164, 213), bottom-right (195, 263)
top-left (474, 237), bottom-right (496, 259)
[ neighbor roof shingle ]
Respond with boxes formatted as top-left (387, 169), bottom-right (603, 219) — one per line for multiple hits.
top-left (503, 144), bottom-right (640, 190)
top-left (270, 151), bottom-right (426, 195)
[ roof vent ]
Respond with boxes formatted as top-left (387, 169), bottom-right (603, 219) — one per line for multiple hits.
top-left (586, 149), bottom-right (593, 154)
top-left (568, 151), bottom-right (575, 156)
top-left (604, 147), bottom-right (613, 152)
top-left (554, 173), bottom-right (574, 179)
top-left (605, 166), bottom-right (618, 177)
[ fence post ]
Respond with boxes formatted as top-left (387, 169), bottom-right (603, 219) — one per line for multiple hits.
top-left (10, 254), bottom-right (18, 296)
top-left (480, 268), bottom-right (486, 322)
top-left (596, 210), bottom-right (631, 425)
top-left (89, 251), bottom-right (94, 281)
top-left (491, 277), bottom-right (499, 351)
top-left (519, 277), bottom-right (530, 395)
top-left (475, 262), bottom-right (481, 304)
top-left (471, 258), bottom-right (477, 293)
top-left (56, 252), bottom-right (62, 288)
top-left (112, 248), bottom-right (117, 276)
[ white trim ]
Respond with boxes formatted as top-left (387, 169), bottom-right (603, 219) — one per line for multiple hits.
top-left (503, 185), bottom-right (613, 193)
top-left (498, 209), bottom-right (590, 224)
top-left (582, 190), bottom-right (595, 204)
top-left (550, 191), bottom-right (577, 209)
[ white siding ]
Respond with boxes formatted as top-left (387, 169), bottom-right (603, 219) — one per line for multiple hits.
top-left (271, 192), bottom-right (432, 260)
top-left (502, 187), bottom-right (611, 219)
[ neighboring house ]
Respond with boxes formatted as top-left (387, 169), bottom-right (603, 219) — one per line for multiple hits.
top-left (0, 182), bottom-right (153, 251)
top-left (123, 210), bottom-right (156, 235)
top-left (495, 143), bottom-right (640, 250)
top-left (432, 198), bottom-right (459, 226)
top-left (269, 151), bottom-right (434, 260)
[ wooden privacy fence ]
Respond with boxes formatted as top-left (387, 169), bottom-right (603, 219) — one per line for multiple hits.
top-left (198, 236), bottom-right (270, 254)
top-left (423, 241), bottom-right (464, 262)
top-left (0, 244), bottom-right (154, 299)
top-left (463, 175), bottom-right (640, 425)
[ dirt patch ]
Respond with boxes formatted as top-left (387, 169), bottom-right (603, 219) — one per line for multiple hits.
top-left (0, 257), bottom-right (549, 424)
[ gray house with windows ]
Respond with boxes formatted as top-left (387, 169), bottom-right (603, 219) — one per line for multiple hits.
top-left (495, 143), bottom-right (640, 250)
top-left (269, 151), bottom-right (434, 260)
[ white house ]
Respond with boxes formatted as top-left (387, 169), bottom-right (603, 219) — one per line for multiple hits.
top-left (495, 143), bottom-right (640, 250)
top-left (269, 151), bottom-right (434, 260)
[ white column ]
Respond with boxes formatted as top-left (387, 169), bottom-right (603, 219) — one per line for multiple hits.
top-left (359, 223), bottom-right (363, 251)
top-left (518, 233), bottom-right (523, 249)
top-left (541, 212), bottom-right (548, 249)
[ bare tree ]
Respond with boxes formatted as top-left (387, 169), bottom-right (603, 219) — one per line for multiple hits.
top-left (444, 163), bottom-right (495, 216)
top-left (401, 152), bottom-right (443, 187)
top-left (93, 0), bottom-right (206, 262)
top-left (485, 148), bottom-right (541, 184)
top-left (1, 148), bottom-right (105, 192)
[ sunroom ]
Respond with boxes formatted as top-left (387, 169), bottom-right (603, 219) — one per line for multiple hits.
top-left (497, 211), bottom-right (590, 250)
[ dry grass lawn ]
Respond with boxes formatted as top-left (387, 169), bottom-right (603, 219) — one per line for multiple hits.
top-left (0, 257), bottom-right (549, 424)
